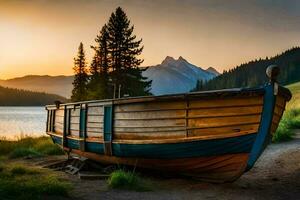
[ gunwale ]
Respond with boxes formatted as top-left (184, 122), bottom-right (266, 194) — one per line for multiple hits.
top-left (46, 87), bottom-right (267, 109)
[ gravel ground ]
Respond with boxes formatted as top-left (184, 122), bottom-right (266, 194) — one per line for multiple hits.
top-left (61, 132), bottom-right (300, 200)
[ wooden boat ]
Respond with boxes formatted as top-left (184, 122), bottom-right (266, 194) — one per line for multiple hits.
top-left (46, 65), bottom-right (291, 182)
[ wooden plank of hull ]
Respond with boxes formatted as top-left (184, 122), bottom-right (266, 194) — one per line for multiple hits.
top-left (54, 109), bottom-right (64, 134)
top-left (189, 96), bottom-right (263, 108)
top-left (66, 147), bottom-right (249, 183)
top-left (113, 96), bottom-right (263, 140)
top-left (87, 106), bottom-right (103, 115)
top-left (114, 101), bottom-right (185, 112)
top-left (188, 123), bottom-right (260, 137)
top-left (188, 115), bottom-right (261, 128)
top-left (188, 105), bottom-right (263, 117)
top-left (114, 131), bottom-right (186, 140)
top-left (114, 118), bottom-right (186, 127)
top-left (115, 110), bottom-right (186, 120)
top-left (270, 97), bottom-right (287, 134)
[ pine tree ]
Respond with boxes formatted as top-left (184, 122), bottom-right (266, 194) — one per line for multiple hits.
top-left (87, 52), bottom-right (101, 100)
top-left (97, 24), bottom-right (110, 98)
top-left (88, 24), bottom-right (111, 99)
top-left (71, 42), bottom-right (89, 101)
top-left (106, 7), bottom-right (151, 97)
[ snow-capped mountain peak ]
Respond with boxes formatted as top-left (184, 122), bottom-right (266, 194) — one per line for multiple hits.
top-left (142, 56), bottom-right (218, 96)
top-left (161, 56), bottom-right (176, 65)
top-left (178, 56), bottom-right (187, 62)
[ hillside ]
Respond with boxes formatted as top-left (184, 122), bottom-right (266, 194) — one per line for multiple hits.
top-left (0, 75), bottom-right (73, 98)
top-left (203, 47), bottom-right (300, 90)
top-left (0, 86), bottom-right (67, 106)
top-left (143, 56), bottom-right (217, 95)
top-left (286, 81), bottom-right (300, 109)
top-left (0, 58), bottom-right (218, 97)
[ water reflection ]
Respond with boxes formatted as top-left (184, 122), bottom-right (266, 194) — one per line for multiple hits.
top-left (0, 107), bottom-right (46, 140)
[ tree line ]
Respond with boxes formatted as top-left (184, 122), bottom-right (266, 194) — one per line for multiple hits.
top-left (0, 86), bottom-right (67, 106)
top-left (71, 7), bottom-right (151, 102)
top-left (199, 47), bottom-right (300, 91)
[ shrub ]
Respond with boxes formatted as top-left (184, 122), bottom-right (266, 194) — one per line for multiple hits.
top-left (108, 169), bottom-right (152, 191)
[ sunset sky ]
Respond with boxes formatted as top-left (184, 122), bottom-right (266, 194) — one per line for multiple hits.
top-left (1, 0), bottom-right (300, 79)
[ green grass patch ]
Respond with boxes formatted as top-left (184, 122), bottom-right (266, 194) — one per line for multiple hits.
top-left (272, 122), bottom-right (294, 142)
top-left (108, 169), bottom-right (153, 191)
top-left (9, 165), bottom-right (41, 176)
top-left (273, 82), bottom-right (300, 142)
top-left (9, 147), bottom-right (42, 159)
top-left (0, 163), bottom-right (71, 200)
top-left (273, 108), bottom-right (300, 143)
top-left (0, 136), bottom-right (64, 158)
top-left (287, 82), bottom-right (300, 109)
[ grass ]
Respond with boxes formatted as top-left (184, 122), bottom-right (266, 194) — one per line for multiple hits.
top-left (0, 163), bottom-right (71, 200)
top-left (108, 169), bottom-right (153, 191)
top-left (272, 81), bottom-right (300, 142)
top-left (0, 136), bottom-right (64, 158)
top-left (0, 137), bottom-right (71, 199)
top-left (286, 81), bottom-right (300, 109)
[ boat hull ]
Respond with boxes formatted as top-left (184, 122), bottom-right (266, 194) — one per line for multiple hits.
top-left (50, 131), bottom-right (256, 182)
top-left (65, 147), bottom-right (249, 183)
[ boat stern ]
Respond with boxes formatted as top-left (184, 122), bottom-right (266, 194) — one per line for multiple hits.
top-left (246, 65), bottom-right (292, 171)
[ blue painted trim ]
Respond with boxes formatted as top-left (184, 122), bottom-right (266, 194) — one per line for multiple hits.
top-left (246, 83), bottom-right (276, 170)
top-left (51, 135), bottom-right (63, 145)
top-left (79, 106), bottom-right (87, 138)
top-left (86, 142), bottom-right (104, 154)
top-left (103, 105), bottom-right (113, 141)
top-left (62, 106), bottom-right (68, 148)
top-left (67, 138), bottom-right (80, 149)
top-left (113, 133), bottom-right (257, 159)
top-left (51, 133), bottom-right (257, 159)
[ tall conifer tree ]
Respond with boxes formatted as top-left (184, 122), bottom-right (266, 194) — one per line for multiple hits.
top-left (106, 7), bottom-right (151, 97)
top-left (89, 24), bottom-right (110, 99)
top-left (87, 52), bottom-right (101, 100)
top-left (71, 42), bottom-right (89, 101)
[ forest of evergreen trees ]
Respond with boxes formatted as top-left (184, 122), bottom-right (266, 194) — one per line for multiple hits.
top-left (202, 47), bottom-right (300, 90)
top-left (71, 7), bottom-right (151, 102)
top-left (0, 86), bottom-right (67, 106)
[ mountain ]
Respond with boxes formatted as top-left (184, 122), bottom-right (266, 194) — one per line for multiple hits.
top-left (203, 47), bottom-right (300, 90)
top-left (0, 75), bottom-right (73, 98)
top-left (142, 56), bottom-right (218, 95)
top-left (206, 67), bottom-right (220, 76)
top-left (0, 86), bottom-right (67, 106)
top-left (0, 57), bottom-right (219, 97)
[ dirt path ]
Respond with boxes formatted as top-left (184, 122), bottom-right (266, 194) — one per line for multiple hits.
top-left (59, 133), bottom-right (300, 200)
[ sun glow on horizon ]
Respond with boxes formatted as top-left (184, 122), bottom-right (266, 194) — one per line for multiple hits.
top-left (1, 0), bottom-right (300, 79)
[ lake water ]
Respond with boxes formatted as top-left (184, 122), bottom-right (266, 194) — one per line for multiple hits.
top-left (0, 107), bottom-right (47, 140)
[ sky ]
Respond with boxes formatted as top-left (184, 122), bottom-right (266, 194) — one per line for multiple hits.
top-left (1, 0), bottom-right (300, 79)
